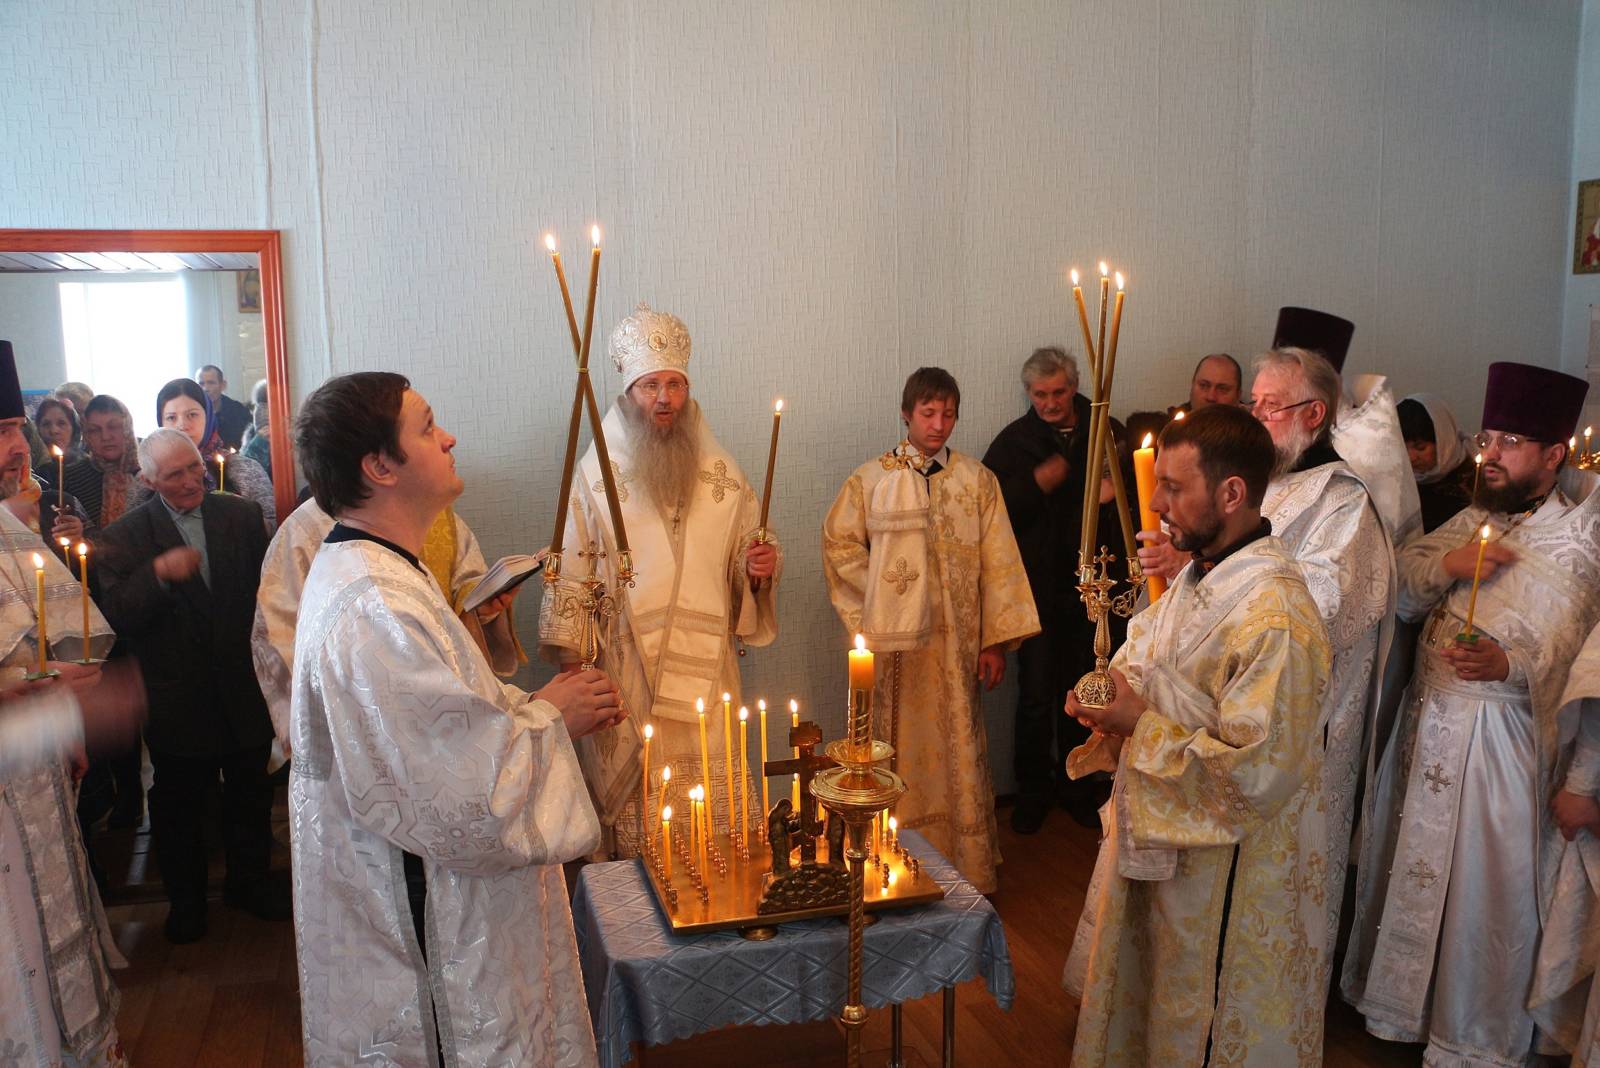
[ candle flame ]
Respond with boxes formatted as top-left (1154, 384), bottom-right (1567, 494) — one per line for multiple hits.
top-left (51, 445), bottom-right (63, 459)
top-left (544, 233), bottom-right (557, 252)
top-left (1475, 452), bottom-right (1484, 465)
top-left (722, 691), bottom-right (731, 702)
top-left (1173, 410), bottom-right (1185, 421)
top-left (888, 816), bottom-right (898, 832)
top-left (662, 766), bottom-right (671, 783)
top-left (1098, 261), bottom-right (1109, 277)
top-left (1069, 267), bottom-right (1080, 286)
top-left (76, 542), bottom-right (87, 558)
top-left (1141, 432), bottom-right (1154, 449)
top-left (854, 633), bottom-right (867, 652)
top-left (1114, 271), bottom-right (1125, 290)
top-left (58, 537), bottom-right (69, 548)
top-left (590, 224), bottom-right (601, 247)
top-left (644, 724), bottom-right (654, 740)
top-left (1572, 438), bottom-right (1579, 449)
top-left (739, 706), bottom-right (748, 722)
top-left (1481, 524), bottom-right (1491, 540)
top-left (789, 698), bottom-right (798, 714)
top-left (31, 553), bottom-right (43, 568)
top-left (757, 698), bottom-right (767, 711)
top-left (1587, 426), bottom-right (1594, 436)
top-left (696, 697), bottom-right (705, 714)
top-left (774, 398), bottom-right (784, 413)
top-left (662, 805), bottom-right (672, 821)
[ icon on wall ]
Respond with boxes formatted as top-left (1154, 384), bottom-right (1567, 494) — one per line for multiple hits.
top-left (237, 268), bottom-right (262, 313)
top-left (1578, 179), bottom-right (1600, 275)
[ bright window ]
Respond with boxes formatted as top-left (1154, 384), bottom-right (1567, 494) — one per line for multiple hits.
top-left (59, 277), bottom-right (189, 436)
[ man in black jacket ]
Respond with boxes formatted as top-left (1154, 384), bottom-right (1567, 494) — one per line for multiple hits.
top-left (97, 428), bottom-right (284, 943)
top-left (982, 348), bottom-right (1120, 834)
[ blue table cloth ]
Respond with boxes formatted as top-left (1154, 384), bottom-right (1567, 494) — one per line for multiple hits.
top-left (571, 829), bottom-right (1015, 1068)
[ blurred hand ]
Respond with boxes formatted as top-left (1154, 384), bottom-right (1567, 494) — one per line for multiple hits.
top-left (50, 508), bottom-right (85, 546)
top-left (1551, 789), bottom-right (1600, 841)
top-left (746, 541), bottom-right (777, 581)
top-left (1440, 636), bottom-right (1510, 682)
top-left (977, 646), bottom-right (1005, 690)
top-left (474, 588), bottom-right (518, 623)
top-left (1135, 529), bottom-right (1187, 581)
top-left (1033, 454), bottom-right (1069, 494)
top-left (536, 669), bottom-right (624, 739)
top-left (1443, 541), bottom-right (1515, 581)
top-left (47, 659), bottom-right (103, 694)
top-left (153, 546), bottom-right (202, 583)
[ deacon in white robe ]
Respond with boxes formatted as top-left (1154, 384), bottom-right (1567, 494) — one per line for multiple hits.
top-left (1343, 362), bottom-right (1600, 1066)
top-left (289, 373), bottom-right (619, 1066)
top-left (539, 303), bottom-right (779, 857)
top-left (1530, 619), bottom-right (1600, 1066)
top-left (0, 342), bottom-right (123, 1068)
top-left (823, 368), bottom-right (1038, 893)
top-left (252, 497), bottom-right (523, 747)
top-left (1064, 405), bottom-right (1332, 1068)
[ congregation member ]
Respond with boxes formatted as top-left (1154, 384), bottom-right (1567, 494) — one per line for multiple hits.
top-left (96, 428), bottom-right (284, 943)
top-left (61, 394), bottom-right (148, 531)
top-left (241, 377), bottom-right (272, 477)
top-left (54, 381), bottom-right (96, 420)
top-left (824, 367), bottom-right (1039, 893)
top-left (157, 377), bottom-right (276, 529)
top-left (196, 364), bottom-right (253, 449)
top-left (1063, 404), bottom-right (1333, 1066)
top-left (34, 395), bottom-right (85, 464)
top-left (290, 372), bottom-right (619, 1065)
top-left (253, 494), bottom-right (523, 747)
top-left (1531, 618), bottom-right (1600, 1065)
top-left (1344, 362), bottom-right (1600, 1066)
top-left (1400, 393), bottom-right (1477, 532)
top-left (1139, 311), bottom-right (1395, 987)
top-left (539, 303), bottom-right (780, 858)
top-left (981, 347), bottom-right (1115, 833)
top-left (0, 341), bottom-right (127, 1067)
top-left (1171, 352), bottom-right (1243, 414)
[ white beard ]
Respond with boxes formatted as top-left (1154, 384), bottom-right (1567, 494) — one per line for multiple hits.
top-left (620, 398), bottom-right (703, 511)
top-left (1271, 421), bottom-right (1320, 478)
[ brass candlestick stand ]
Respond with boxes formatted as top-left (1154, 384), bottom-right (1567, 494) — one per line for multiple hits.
top-left (811, 679), bottom-right (905, 1068)
top-left (545, 541), bottom-right (633, 671)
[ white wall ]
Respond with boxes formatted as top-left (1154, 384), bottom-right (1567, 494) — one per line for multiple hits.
top-left (0, 274), bottom-right (69, 390)
top-left (2, 0), bottom-right (1585, 792)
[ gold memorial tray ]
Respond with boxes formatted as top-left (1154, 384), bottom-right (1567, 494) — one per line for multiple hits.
top-left (641, 831), bottom-right (944, 936)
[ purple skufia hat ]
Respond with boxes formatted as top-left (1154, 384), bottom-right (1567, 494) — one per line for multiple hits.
top-left (1273, 307), bottom-right (1355, 372)
top-left (0, 341), bottom-right (24, 420)
top-left (1481, 361), bottom-right (1589, 443)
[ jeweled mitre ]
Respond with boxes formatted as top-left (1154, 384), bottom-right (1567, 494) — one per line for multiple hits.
top-left (609, 302), bottom-right (691, 390)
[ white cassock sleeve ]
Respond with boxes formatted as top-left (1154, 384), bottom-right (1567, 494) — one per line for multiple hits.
top-left (316, 584), bottom-right (599, 874)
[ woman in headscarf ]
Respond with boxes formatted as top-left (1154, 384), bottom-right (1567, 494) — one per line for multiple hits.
top-left (154, 378), bottom-right (276, 529)
top-left (34, 396), bottom-right (86, 465)
top-left (1398, 393), bottom-right (1475, 531)
top-left (61, 395), bottom-right (148, 530)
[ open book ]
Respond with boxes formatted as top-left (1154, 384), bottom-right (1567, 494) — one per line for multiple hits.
top-left (460, 552), bottom-right (546, 613)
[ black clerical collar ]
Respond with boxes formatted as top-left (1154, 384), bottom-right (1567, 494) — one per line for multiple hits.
top-left (1291, 438), bottom-right (1342, 474)
top-left (326, 522), bottom-right (423, 573)
top-left (1192, 518), bottom-right (1273, 578)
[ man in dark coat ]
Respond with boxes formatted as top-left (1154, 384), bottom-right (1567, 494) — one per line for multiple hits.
top-left (196, 365), bottom-right (252, 450)
top-left (97, 427), bottom-right (285, 943)
top-left (982, 347), bottom-right (1123, 833)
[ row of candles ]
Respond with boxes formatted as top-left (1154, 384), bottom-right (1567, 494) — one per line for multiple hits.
top-left (29, 542), bottom-right (92, 677)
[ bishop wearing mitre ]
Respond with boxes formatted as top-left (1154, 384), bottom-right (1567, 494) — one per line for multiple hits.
top-left (540, 303), bottom-right (781, 858)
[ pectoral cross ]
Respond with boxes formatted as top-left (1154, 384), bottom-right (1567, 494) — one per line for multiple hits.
top-left (763, 721), bottom-right (837, 865)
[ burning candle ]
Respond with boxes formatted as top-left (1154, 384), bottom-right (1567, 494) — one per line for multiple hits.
top-left (759, 399), bottom-right (783, 533)
top-left (1587, 425), bottom-right (1594, 454)
top-left (641, 723), bottom-right (653, 826)
top-left (545, 233), bottom-right (582, 560)
top-left (758, 699), bottom-right (770, 828)
top-left (1132, 433), bottom-right (1166, 602)
top-left (721, 692), bottom-right (735, 838)
top-left (216, 451), bottom-right (227, 493)
top-left (661, 806), bottom-right (673, 879)
top-left (792, 773), bottom-right (800, 813)
top-left (31, 553), bottom-right (47, 675)
top-left (1462, 524), bottom-right (1491, 638)
top-left (661, 765), bottom-right (672, 812)
top-left (1095, 262), bottom-right (1111, 381)
top-left (76, 542), bottom-right (89, 660)
top-left (1068, 268), bottom-right (1098, 370)
top-left (580, 226), bottom-right (601, 368)
top-left (888, 815), bottom-right (898, 852)
top-left (1471, 452), bottom-right (1484, 501)
top-left (696, 698), bottom-right (710, 821)
top-left (51, 446), bottom-right (64, 514)
top-left (57, 536), bottom-right (70, 567)
top-left (738, 707), bottom-right (749, 847)
top-left (790, 699), bottom-right (801, 808)
top-left (848, 633), bottom-right (875, 690)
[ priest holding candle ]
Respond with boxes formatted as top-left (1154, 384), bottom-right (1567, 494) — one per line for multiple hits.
top-left (823, 367), bottom-right (1039, 893)
top-left (540, 303), bottom-right (781, 860)
top-left (1344, 361), bottom-right (1600, 1067)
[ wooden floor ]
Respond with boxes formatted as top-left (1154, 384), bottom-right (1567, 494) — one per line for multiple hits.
top-left (98, 794), bottom-right (1425, 1066)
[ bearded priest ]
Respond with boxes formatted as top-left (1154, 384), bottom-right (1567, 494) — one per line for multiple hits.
top-left (539, 303), bottom-right (780, 858)
top-left (1343, 362), bottom-right (1600, 1067)
top-left (1063, 404), bottom-right (1333, 1067)
top-left (822, 367), bottom-right (1039, 894)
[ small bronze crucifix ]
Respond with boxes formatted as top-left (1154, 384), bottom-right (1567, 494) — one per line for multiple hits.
top-left (763, 721), bottom-right (837, 865)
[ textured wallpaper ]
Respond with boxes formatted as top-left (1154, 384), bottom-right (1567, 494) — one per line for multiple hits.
top-left (1, 0), bottom-right (1585, 794)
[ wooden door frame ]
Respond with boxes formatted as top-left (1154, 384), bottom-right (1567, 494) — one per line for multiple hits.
top-left (0, 228), bottom-right (295, 525)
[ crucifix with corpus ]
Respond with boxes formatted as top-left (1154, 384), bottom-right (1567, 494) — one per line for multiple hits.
top-left (763, 720), bottom-right (836, 866)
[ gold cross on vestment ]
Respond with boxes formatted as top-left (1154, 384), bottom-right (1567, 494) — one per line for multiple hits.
top-left (592, 461), bottom-right (631, 503)
top-left (883, 557), bottom-right (919, 596)
top-left (698, 460), bottom-right (739, 503)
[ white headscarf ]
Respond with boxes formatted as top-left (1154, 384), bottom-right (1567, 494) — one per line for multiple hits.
top-left (1402, 393), bottom-right (1469, 484)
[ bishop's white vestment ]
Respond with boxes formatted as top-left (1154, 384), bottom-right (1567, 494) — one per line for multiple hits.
top-left (290, 534), bottom-right (600, 1067)
top-left (539, 402), bottom-right (780, 857)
